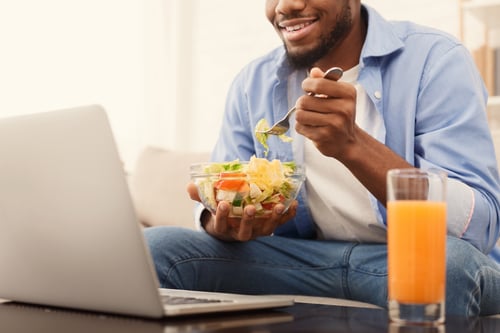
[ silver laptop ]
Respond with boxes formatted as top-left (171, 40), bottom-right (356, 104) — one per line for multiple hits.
top-left (0, 105), bottom-right (293, 318)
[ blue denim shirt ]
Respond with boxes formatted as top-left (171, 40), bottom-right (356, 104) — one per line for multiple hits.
top-left (210, 5), bottom-right (500, 260)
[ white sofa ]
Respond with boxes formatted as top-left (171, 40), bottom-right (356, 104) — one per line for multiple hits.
top-left (129, 146), bottom-right (210, 228)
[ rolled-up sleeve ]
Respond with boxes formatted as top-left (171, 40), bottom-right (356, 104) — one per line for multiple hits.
top-left (373, 31), bottom-right (500, 254)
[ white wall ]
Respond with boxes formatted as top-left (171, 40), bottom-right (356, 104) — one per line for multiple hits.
top-left (363, 0), bottom-right (460, 37)
top-left (0, 0), bottom-right (146, 168)
top-left (187, 0), bottom-right (281, 152)
top-left (0, 0), bottom-right (466, 169)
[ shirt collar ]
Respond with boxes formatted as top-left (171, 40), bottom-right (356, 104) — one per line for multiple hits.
top-left (360, 5), bottom-right (405, 63)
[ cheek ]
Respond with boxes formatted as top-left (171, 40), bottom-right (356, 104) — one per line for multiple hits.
top-left (265, 0), bottom-right (277, 23)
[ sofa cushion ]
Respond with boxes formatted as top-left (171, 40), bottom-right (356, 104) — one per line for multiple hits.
top-left (129, 146), bottom-right (210, 228)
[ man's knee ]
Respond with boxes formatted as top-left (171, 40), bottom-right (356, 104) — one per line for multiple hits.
top-left (143, 226), bottom-right (200, 287)
top-left (447, 236), bottom-right (476, 263)
top-left (143, 226), bottom-right (194, 262)
top-left (446, 237), bottom-right (480, 282)
top-left (445, 236), bottom-right (488, 316)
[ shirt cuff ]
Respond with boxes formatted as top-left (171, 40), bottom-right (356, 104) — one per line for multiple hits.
top-left (446, 178), bottom-right (474, 237)
top-left (194, 202), bottom-right (209, 232)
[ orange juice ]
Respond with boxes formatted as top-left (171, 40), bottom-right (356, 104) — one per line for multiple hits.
top-left (387, 200), bottom-right (446, 304)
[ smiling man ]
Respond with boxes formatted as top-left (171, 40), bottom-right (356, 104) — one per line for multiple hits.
top-left (145, 0), bottom-right (500, 317)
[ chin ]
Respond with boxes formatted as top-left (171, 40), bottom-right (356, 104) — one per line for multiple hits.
top-left (285, 48), bottom-right (320, 70)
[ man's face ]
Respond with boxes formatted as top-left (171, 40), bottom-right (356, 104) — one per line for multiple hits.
top-left (265, 0), bottom-right (353, 69)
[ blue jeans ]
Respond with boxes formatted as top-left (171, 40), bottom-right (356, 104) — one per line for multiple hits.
top-left (143, 226), bottom-right (500, 316)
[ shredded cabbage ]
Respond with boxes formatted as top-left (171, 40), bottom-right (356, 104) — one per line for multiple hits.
top-left (254, 118), bottom-right (292, 157)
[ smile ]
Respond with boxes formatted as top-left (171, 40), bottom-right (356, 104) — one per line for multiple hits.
top-left (278, 18), bottom-right (318, 42)
top-left (279, 20), bottom-right (316, 33)
top-left (283, 22), bottom-right (312, 32)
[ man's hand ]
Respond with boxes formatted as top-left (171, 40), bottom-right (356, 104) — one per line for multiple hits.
top-left (187, 182), bottom-right (297, 241)
top-left (294, 67), bottom-right (412, 205)
top-left (295, 67), bottom-right (358, 160)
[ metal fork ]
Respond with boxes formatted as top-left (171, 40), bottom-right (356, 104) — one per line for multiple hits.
top-left (256, 67), bottom-right (343, 136)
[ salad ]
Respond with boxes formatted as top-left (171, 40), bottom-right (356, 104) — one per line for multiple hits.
top-left (192, 156), bottom-right (304, 217)
top-left (254, 118), bottom-right (292, 157)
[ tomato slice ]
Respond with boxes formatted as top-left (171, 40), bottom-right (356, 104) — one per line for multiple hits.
top-left (214, 172), bottom-right (248, 191)
top-left (214, 179), bottom-right (246, 191)
top-left (261, 202), bottom-right (275, 211)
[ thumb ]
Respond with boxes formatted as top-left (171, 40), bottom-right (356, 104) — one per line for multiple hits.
top-left (309, 67), bottom-right (324, 78)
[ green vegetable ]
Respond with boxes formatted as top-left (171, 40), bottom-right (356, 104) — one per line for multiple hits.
top-left (255, 119), bottom-right (270, 157)
top-left (254, 118), bottom-right (293, 157)
top-left (232, 192), bottom-right (244, 207)
top-left (203, 160), bottom-right (243, 174)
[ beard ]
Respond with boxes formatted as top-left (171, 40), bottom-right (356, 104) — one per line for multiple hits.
top-left (285, 5), bottom-right (353, 70)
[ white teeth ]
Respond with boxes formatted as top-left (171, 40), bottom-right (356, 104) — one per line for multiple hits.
top-left (283, 22), bottom-right (311, 32)
top-left (286, 23), bottom-right (305, 32)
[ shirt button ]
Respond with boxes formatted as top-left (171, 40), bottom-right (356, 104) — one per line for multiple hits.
top-left (374, 91), bottom-right (382, 99)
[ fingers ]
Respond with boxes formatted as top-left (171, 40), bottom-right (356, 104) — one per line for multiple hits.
top-left (214, 201), bottom-right (231, 234)
top-left (301, 79), bottom-right (352, 101)
top-left (206, 201), bottom-right (297, 242)
top-left (309, 67), bottom-right (324, 78)
top-left (295, 98), bottom-right (352, 128)
top-left (260, 204), bottom-right (285, 235)
top-left (295, 73), bottom-right (357, 151)
top-left (186, 182), bottom-right (201, 201)
top-left (236, 206), bottom-right (256, 241)
top-left (302, 67), bottom-right (351, 99)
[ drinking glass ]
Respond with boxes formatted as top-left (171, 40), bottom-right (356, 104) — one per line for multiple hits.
top-left (387, 168), bottom-right (447, 325)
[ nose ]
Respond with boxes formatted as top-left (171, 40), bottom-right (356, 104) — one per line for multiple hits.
top-left (275, 0), bottom-right (306, 14)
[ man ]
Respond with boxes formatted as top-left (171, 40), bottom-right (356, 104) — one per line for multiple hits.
top-left (145, 0), bottom-right (500, 316)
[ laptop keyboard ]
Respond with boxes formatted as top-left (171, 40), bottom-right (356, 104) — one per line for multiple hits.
top-left (161, 295), bottom-right (232, 305)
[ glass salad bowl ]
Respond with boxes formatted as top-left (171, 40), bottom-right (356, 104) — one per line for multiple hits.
top-left (190, 156), bottom-right (305, 218)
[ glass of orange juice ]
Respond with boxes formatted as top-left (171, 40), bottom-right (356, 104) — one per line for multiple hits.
top-left (387, 168), bottom-right (447, 325)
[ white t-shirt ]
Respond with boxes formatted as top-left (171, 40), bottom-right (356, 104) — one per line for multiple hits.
top-left (304, 65), bottom-right (387, 242)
